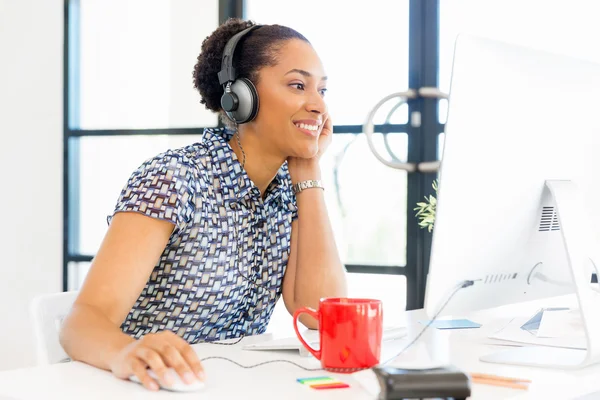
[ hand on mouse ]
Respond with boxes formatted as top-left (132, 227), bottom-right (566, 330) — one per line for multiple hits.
top-left (108, 330), bottom-right (205, 391)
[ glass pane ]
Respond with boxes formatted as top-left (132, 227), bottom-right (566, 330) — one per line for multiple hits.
top-left (78, 135), bottom-right (203, 255)
top-left (246, 0), bottom-right (409, 125)
top-left (438, 98), bottom-right (448, 124)
top-left (438, 132), bottom-right (445, 160)
top-left (373, 99), bottom-right (409, 125)
top-left (321, 133), bottom-right (408, 266)
top-left (440, 0), bottom-right (600, 95)
top-left (67, 262), bottom-right (92, 291)
top-left (347, 274), bottom-right (407, 316)
top-left (78, 0), bottom-right (219, 129)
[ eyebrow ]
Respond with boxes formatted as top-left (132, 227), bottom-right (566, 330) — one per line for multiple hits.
top-left (284, 68), bottom-right (328, 81)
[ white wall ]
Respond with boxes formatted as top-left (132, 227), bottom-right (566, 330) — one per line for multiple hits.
top-left (0, 0), bottom-right (63, 370)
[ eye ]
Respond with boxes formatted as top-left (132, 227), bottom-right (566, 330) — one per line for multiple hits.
top-left (319, 88), bottom-right (328, 97)
top-left (290, 82), bottom-right (305, 90)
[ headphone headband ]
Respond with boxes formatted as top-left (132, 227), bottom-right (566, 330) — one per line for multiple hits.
top-left (217, 25), bottom-right (263, 86)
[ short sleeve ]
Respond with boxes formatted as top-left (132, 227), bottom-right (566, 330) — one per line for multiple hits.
top-left (108, 151), bottom-right (196, 234)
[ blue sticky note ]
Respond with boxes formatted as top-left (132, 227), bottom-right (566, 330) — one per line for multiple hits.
top-left (418, 319), bottom-right (481, 329)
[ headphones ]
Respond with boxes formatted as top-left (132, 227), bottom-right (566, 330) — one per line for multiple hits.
top-left (217, 25), bottom-right (263, 124)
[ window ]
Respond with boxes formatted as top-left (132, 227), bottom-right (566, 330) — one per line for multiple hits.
top-left (246, 0), bottom-right (410, 126)
top-left (65, 0), bottom-right (440, 310)
top-left (78, 135), bottom-right (204, 255)
top-left (439, 0), bottom-right (600, 95)
top-left (77, 0), bottom-right (219, 129)
top-left (320, 133), bottom-right (408, 266)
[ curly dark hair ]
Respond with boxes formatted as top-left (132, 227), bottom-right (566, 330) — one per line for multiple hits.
top-left (193, 18), bottom-right (309, 124)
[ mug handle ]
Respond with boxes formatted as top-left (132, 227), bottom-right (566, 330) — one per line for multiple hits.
top-left (293, 307), bottom-right (321, 360)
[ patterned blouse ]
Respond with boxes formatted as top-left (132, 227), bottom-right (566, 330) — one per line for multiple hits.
top-left (109, 128), bottom-right (298, 343)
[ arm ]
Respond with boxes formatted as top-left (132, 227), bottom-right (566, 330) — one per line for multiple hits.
top-left (60, 212), bottom-right (170, 369)
top-left (282, 117), bottom-right (348, 329)
top-left (60, 213), bottom-right (203, 390)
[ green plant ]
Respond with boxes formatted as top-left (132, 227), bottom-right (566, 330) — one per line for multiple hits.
top-left (414, 179), bottom-right (439, 232)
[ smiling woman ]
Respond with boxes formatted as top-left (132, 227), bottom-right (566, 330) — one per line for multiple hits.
top-left (59, 18), bottom-right (347, 392)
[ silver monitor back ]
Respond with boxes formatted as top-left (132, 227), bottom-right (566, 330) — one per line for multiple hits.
top-left (425, 34), bottom-right (600, 317)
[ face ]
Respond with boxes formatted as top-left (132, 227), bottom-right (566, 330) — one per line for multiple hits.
top-left (251, 39), bottom-right (328, 159)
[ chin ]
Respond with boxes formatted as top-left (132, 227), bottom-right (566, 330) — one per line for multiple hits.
top-left (295, 144), bottom-right (319, 159)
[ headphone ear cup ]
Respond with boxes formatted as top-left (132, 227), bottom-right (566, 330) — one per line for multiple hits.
top-left (220, 90), bottom-right (239, 113)
top-left (225, 78), bottom-right (259, 124)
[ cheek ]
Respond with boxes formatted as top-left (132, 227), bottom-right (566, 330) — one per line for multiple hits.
top-left (258, 88), bottom-right (300, 121)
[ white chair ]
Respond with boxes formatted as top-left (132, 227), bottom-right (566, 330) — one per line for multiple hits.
top-left (30, 291), bottom-right (78, 365)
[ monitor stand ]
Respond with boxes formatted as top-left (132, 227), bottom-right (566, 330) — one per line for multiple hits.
top-left (480, 180), bottom-right (600, 369)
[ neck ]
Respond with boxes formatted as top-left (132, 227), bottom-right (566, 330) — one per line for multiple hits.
top-left (229, 126), bottom-right (285, 196)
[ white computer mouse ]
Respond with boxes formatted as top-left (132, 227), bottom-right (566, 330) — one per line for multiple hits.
top-left (129, 368), bottom-right (205, 392)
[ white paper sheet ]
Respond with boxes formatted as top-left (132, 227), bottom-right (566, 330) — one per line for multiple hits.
top-left (537, 309), bottom-right (584, 339)
top-left (488, 315), bottom-right (586, 350)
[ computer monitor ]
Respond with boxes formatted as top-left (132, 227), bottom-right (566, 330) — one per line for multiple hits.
top-left (424, 34), bottom-right (600, 369)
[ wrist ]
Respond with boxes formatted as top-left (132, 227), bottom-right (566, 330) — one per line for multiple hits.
top-left (292, 179), bottom-right (324, 195)
top-left (288, 160), bottom-right (321, 184)
top-left (106, 335), bottom-right (135, 371)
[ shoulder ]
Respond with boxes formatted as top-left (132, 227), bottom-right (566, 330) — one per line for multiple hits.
top-left (139, 149), bottom-right (192, 174)
top-left (131, 141), bottom-right (212, 186)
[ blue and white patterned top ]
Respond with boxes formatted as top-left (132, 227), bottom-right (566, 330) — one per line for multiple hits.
top-left (109, 128), bottom-right (298, 343)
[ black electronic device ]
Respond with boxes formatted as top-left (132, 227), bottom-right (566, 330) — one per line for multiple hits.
top-left (372, 365), bottom-right (471, 400)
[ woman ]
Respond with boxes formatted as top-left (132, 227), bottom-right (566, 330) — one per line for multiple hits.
top-left (59, 18), bottom-right (347, 391)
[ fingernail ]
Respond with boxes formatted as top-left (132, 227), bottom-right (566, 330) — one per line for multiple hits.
top-left (149, 381), bottom-right (159, 391)
top-left (164, 370), bottom-right (176, 386)
top-left (184, 372), bottom-right (196, 384)
top-left (196, 370), bottom-right (205, 381)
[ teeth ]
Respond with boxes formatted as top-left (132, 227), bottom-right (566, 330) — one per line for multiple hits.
top-left (295, 123), bottom-right (319, 131)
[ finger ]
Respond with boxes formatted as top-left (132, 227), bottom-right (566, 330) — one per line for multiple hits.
top-left (152, 341), bottom-right (197, 385)
top-left (168, 334), bottom-right (205, 381)
top-left (135, 347), bottom-right (171, 387)
top-left (323, 113), bottom-right (332, 129)
top-left (130, 357), bottom-right (159, 391)
top-left (178, 343), bottom-right (205, 381)
top-left (321, 119), bottom-right (333, 137)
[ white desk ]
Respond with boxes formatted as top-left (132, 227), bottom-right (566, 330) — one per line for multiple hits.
top-left (1, 296), bottom-right (600, 400)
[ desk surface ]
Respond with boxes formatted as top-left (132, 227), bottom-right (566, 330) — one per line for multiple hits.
top-left (1, 296), bottom-right (600, 400)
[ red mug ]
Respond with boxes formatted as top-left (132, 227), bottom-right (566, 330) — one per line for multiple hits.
top-left (293, 298), bottom-right (383, 372)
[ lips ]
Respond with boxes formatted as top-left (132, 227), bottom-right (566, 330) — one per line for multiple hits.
top-left (293, 119), bottom-right (321, 137)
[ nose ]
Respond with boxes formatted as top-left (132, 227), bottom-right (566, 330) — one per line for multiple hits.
top-left (305, 90), bottom-right (327, 115)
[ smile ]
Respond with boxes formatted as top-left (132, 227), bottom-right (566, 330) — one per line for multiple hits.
top-left (294, 122), bottom-right (320, 137)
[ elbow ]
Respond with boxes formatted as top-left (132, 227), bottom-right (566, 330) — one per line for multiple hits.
top-left (58, 306), bottom-right (86, 361)
top-left (58, 315), bottom-right (75, 359)
top-left (339, 268), bottom-right (349, 295)
top-left (284, 300), bottom-right (319, 330)
top-left (298, 314), bottom-right (319, 330)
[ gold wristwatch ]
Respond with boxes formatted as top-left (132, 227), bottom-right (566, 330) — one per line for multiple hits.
top-left (291, 179), bottom-right (324, 195)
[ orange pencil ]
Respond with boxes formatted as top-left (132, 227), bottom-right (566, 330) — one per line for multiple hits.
top-left (471, 378), bottom-right (529, 390)
top-left (470, 372), bottom-right (532, 383)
